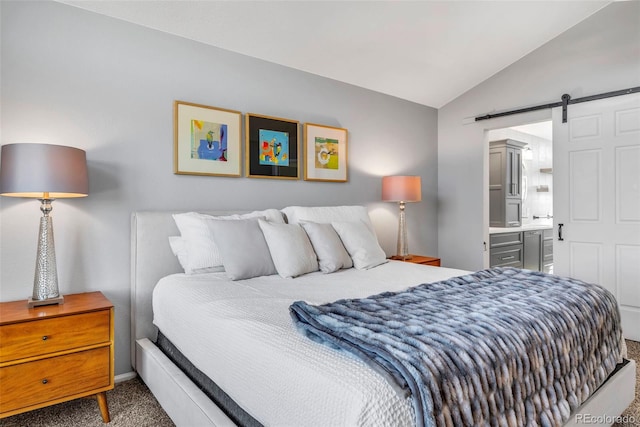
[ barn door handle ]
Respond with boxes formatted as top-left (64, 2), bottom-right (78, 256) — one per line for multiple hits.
top-left (558, 223), bottom-right (564, 241)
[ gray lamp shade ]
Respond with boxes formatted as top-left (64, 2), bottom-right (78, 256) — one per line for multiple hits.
top-left (0, 143), bottom-right (88, 198)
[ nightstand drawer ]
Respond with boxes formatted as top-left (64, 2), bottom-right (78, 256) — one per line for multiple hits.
top-left (0, 346), bottom-right (110, 413)
top-left (0, 310), bottom-right (110, 363)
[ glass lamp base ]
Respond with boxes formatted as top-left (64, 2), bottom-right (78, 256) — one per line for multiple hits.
top-left (32, 200), bottom-right (62, 304)
top-left (395, 201), bottom-right (411, 259)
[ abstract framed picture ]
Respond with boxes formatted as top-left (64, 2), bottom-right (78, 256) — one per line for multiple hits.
top-left (245, 113), bottom-right (299, 179)
top-left (303, 123), bottom-right (348, 182)
top-left (174, 101), bottom-right (242, 177)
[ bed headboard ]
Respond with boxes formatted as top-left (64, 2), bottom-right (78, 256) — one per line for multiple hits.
top-left (130, 210), bottom-right (251, 369)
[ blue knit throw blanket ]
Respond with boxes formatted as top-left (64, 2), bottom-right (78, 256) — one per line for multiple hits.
top-left (290, 267), bottom-right (623, 427)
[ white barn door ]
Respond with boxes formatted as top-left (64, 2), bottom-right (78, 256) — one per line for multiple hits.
top-left (553, 93), bottom-right (640, 342)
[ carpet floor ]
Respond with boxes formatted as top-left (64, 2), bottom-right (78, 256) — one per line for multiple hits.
top-left (615, 339), bottom-right (640, 427)
top-left (0, 376), bottom-right (174, 427)
top-left (1, 340), bottom-right (638, 427)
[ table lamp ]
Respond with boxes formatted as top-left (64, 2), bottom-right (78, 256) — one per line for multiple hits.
top-left (0, 143), bottom-right (88, 307)
top-left (382, 175), bottom-right (421, 260)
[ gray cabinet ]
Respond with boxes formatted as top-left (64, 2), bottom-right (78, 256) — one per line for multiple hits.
top-left (489, 139), bottom-right (527, 227)
top-left (491, 229), bottom-right (553, 272)
top-left (489, 232), bottom-right (523, 268)
top-left (542, 228), bottom-right (553, 273)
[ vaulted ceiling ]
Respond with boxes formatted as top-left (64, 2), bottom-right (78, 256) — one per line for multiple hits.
top-left (57, 1), bottom-right (609, 108)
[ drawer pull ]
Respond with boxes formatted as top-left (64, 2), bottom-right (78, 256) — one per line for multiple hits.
top-left (42, 335), bottom-right (48, 341)
top-left (42, 379), bottom-right (49, 384)
top-left (501, 255), bottom-right (516, 260)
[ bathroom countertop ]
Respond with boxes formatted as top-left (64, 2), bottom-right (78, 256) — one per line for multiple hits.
top-left (490, 222), bottom-right (553, 234)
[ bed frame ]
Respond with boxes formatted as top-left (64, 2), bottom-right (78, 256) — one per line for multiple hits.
top-left (131, 210), bottom-right (636, 427)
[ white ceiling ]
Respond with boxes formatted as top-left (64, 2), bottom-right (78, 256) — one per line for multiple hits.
top-left (57, 1), bottom-right (609, 108)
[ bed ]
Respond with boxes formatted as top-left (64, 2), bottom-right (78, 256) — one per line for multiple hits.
top-left (131, 208), bottom-right (636, 427)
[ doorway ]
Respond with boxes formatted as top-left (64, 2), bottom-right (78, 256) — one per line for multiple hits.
top-left (486, 121), bottom-right (553, 273)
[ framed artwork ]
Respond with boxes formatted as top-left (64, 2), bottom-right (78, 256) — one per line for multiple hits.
top-left (303, 123), bottom-right (348, 182)
top-left (245, 113), bottom-right (299, 179)
top-left (174, 101), bottom-right (242, 177)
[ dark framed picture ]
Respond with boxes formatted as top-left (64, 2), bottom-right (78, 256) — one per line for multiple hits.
top-left (174, 101), bottom-right (242, 177)
top-left (303, 123), bottom-right (348, 182)
top-left (245, 113), bottom-right (299, 179)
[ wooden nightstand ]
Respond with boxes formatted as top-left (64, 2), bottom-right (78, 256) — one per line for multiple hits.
top-left (390, 255), bottom-right (441, 267)
top-left (0, 291), bottom-right (114, 422)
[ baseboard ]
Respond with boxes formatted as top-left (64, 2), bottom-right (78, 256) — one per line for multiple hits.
top-left (115, 371), bottom-right (138, 384)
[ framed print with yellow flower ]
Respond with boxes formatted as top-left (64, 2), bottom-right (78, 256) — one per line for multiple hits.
top-left (246, 113), bottom-right (299, 179)
top-left (174, 101), bottom-right (242, 177)
top-left (303, 123), bottom-right (348, 182)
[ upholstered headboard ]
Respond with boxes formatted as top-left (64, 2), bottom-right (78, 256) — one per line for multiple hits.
top-left (130, 205), bottom-right (379, 369)
top-left (130, 210), bottom-right (251, 369)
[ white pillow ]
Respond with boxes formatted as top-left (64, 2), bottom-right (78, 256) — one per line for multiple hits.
top-left (168, 236), bottom-right (224, 274)
top-left (168, 236), bottom-right (188, 269)
top-left (207, 217), bottom-right (277, 280)
top-left (258, 220), bottom-right (319, 278)
top-left (299, 221), bottom-right (352, 273)
top-left (226, 209), bottom-right (285, 224)
top-left (331, 220), bottom-right (388, 270)
top-left (282, 205), bottom-right (375, 232)
top-left (172, 209), bottom-right (284, 273)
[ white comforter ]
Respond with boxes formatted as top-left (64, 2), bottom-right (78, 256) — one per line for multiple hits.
top-left (153, 261), bottom-right (469, 427)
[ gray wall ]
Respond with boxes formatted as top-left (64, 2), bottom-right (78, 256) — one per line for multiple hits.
top-left (0, 1), bottom-right (438, 375)
top-left (438, 2), bottom-right (640, 270)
